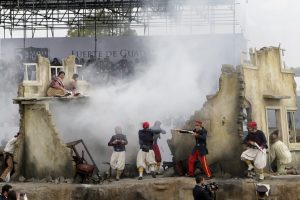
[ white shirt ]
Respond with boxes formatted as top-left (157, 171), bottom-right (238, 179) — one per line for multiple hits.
top-left (4, 137), bottom-right (18, 154)
top-left (270, 140), bottom-right (292, 164)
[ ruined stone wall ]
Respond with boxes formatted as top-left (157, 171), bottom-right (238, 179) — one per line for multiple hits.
top-left (169, 65), bottom-right (243, 176)
top-left (168, 47), bottom-right (300, 176)
top-left (15, 103), bottom-right (75, 179)
top-left (63, 55), bottom-right (89, 93)
top-left (242, 47), bottom-right (296, 134)
top-left (242, 47), bottom-right (298, 165)
top-left (20, 55), bottom-right (89, 98)
top-left (21, 55), bottom-right (50, 98)
top-left (13, 54), bottom-right (91, 180)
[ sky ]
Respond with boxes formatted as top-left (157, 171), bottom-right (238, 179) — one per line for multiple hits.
top-left (244, 0), bottom-right (300, 67)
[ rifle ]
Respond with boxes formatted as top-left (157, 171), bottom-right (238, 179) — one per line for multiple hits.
top-left (172, 129), bottom-right (194, 134)
top-left (253, 142), bottom-right (266, 154)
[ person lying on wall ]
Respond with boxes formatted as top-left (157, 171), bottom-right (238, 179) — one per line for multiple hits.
top-left (174, 120), bottom-right (213, 179)
top-left (47, 71), bottom-right (71, 97)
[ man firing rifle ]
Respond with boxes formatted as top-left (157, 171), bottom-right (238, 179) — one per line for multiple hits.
top-left (174, 120), bottom-right (212, 178)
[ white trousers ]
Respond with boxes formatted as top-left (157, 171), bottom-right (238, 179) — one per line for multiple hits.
top-left (110, 151), bottom-right (126, 171)
top-left (241, 148), bottom-right (267, 169)
top-left (136, 149), bottom-right (157, 169)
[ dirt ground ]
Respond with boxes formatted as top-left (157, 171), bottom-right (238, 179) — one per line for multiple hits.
top-left (2, 175), bottom-right (300, 200)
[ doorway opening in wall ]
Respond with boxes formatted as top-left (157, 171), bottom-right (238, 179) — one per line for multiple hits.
top-left (287, 110), bottom-right (300, 144)
top-left (266, 109), bottom-right (282, 141)
top-left (242, 107), bottom-right (252, 138)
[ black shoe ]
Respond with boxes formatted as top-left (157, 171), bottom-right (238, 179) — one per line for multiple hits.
top-left (151, 171), bottom-right (156, 178)
top-left (246, 171), bottom-right (255, 178)
top-left (138, 176), bottom-right (143, 180)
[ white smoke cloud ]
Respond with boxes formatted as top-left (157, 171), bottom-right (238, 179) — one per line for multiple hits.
top-left (0, 0), bottom-right (246, 172)
top-left (0, 57), bottom-right (21, 145)
top-left (51, 35), bottom-right (242, 170)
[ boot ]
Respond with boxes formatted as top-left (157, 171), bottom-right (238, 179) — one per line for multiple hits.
top-left (138, 167), bottom-right (144, 180)
top-left (245, 160), bottom-right (254, 171)
top-left (156, 162), bottom-right (161, 175)
top-left (259, 173), bottom-right (264, 180)
top-left (248, 164), bottom-right (254, 171)
top-left (151, 171), bottom-right (156, 178)
top-left (116, 170), bottom-right (122, 181)
top-left (150, 165), bottom-right (156, 178)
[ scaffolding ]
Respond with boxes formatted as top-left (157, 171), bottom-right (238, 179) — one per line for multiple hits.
top-left (0, 0), bottom-right (241, 38)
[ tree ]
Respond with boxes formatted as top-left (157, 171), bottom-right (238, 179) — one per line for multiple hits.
top-left (67, 10), bottom-right (137, 37)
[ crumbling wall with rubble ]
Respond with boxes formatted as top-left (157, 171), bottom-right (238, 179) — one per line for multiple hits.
top-left (169, 64), bottom-right (243, 176)
top-left (17, 103), bottom-right (75, 179)
top-left (169, 47), bottom-right (299, 176)
top-left (12, 55), bottom-right (92, 179)
top-left (240, 47), bottom-right (298, 165)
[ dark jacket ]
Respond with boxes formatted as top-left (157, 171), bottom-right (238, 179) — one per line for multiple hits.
top-left (193, 127), bottom-right (209, 156)
top-left (138, 128), bottom-right (160, 151)
top-left (243, 130), bottom-right (267, 149)
top-left (0, 194), bottom-right (7, 200)
top-left (108, 133), bottom-right (128, 152)
top-left (193, 185), bottom-right (213, 200)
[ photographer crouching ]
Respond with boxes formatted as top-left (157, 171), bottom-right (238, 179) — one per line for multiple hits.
top-left (193, 175), bottom-right (218, 200)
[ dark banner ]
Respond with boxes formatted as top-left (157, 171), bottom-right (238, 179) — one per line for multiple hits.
top-left (15, 47), bottom-right (48, 62)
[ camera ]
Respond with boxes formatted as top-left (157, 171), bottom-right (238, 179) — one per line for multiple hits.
top-left (204, 182), bottom-right (219, 191)
top-left (203, 182), bottom-right (219, 200)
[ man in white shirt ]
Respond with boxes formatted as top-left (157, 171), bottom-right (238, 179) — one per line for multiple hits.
top-left (0, 132), bottom-right (20, 182)
top-left (270, 130), bottom-right (292, 175)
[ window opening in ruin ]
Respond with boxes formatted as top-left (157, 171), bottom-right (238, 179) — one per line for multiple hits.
top-left (287, 111), bottom-right (300, 143)
top-left (50, 66), bottom-right (64, 80)
top-left (23, 63), bottom-right (37, 81)
top-left (266, 109), bottom-right (282, 141)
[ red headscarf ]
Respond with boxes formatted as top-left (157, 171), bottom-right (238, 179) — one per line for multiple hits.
top-left (142, 121), bottom-right (150, 129)
top-left (194, 120), bottom-right (202, 126)
top-left (247, 121), bottom-right (257, 128)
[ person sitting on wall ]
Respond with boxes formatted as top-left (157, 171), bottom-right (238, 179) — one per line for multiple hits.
top-left (65, 73), bottom-right (80, 96)
top-left (269, 130), bottom-right (297, 175)
top-left (108, 126), bottom-right (128, 181)
top-left (0, 133), bottom-right (21, 182)
top-left (46, 71), bottom-right (71, 97)
top-left (241, 121), bottom-right (267, 180)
